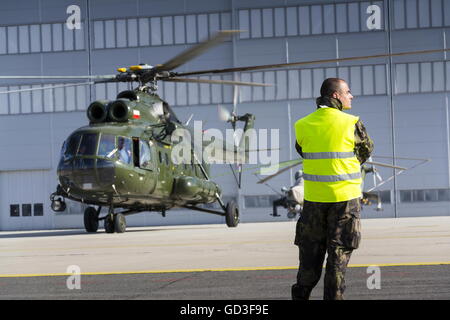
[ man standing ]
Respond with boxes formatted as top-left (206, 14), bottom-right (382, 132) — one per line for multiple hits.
top-left (291, 78), bottom-right (374, 300)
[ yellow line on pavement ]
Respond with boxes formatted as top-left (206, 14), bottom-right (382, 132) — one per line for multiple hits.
top-left (348, 261), bottom-right (450, 268)
top-left (1, 261), bottom-right (450, 278)
top-left (0, 266), bottom-right (294, 278)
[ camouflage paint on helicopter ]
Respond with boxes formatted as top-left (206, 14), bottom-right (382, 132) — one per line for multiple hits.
top-left (52, 89), bottom-right (254, 233)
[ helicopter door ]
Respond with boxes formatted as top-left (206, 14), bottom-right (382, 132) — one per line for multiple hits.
top-left (153, 144), bottom-right (174, 199)
top-left (131, 137), bottom-right (157, 194)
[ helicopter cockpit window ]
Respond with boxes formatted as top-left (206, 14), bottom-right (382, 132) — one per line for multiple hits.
top-left (139, 140), bottom-right (152, 169)
top-left (98, 134), bottom-right (116, 158)
top-left (64, 133), bottom-right (81, 159)
top-left (163, 102), bottom-right (181, 124)
top-left (117, 136), bottom-right (132, 165)
top-left (77, 133), bottom-right (98, 156)
top-left (60, 141), bottom-right (67, 159)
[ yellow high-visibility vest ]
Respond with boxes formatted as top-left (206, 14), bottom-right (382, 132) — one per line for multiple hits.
top-left (294, 107), bottom-right (361, 202)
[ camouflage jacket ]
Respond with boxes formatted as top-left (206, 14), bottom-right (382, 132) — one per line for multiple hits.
top-left (295, 101), bottom-right (374, 164)
top-left (353, 119), bottom-right (374, 164)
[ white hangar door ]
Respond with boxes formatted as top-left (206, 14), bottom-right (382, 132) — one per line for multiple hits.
top-left (0, 170), bottom-right (52, 231)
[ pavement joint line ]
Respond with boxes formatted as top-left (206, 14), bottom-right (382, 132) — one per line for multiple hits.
top-left (1, 261), bottom-right (450, 278)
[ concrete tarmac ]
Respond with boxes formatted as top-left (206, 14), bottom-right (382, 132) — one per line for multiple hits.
top-left (1, 265), bottom-right (450, 300)
top-left (0, 216), bottom-right (449, 299)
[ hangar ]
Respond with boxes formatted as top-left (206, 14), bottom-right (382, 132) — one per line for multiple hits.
top-left (0, 0), bottom-right (449, 231)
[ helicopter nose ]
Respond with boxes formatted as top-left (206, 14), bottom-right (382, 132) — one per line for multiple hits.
top-left (58, 157), bottom-right (115, 191)
top-left (95, 159), bottom-right (115, 186)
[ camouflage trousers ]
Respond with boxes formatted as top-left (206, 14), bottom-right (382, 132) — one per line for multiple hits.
top-left (292, 198), bottom-right (361, 300)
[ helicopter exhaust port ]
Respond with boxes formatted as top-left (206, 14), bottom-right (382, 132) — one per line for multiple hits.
top-left (87, 100), bottom-right (110, 123)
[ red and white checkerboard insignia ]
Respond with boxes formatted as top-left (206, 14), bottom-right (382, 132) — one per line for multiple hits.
top-left (133, 110), bottom-right (141, 119)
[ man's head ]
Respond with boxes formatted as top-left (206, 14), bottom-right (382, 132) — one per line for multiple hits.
top-left (319, 78), bottom-right (353, 110)
top-left (118, 137), bottom-right (124, 150)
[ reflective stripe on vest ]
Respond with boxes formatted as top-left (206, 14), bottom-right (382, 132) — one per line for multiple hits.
top-left (303, 172), bottom-right (361, 182)
top-left (301, 151), bottom-right (355, 159)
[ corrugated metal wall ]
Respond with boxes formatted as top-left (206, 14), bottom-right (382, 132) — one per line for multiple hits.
top-left (0, 0), bottom-right (449, 230)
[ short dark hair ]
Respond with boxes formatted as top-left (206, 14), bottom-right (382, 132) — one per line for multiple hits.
top-left (320, 78), bottom-right (345, 97)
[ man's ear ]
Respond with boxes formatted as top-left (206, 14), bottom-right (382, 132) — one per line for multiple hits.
top-left (332, 92), bottom-right (338, 99)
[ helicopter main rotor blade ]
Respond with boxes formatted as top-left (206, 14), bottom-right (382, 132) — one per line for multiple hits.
top-left (255, 158), bottom-right (408, 185)
top-left (162, 77), bottom-right (271, 87)
top-left (366, 158), bottom-right (431, 193)
top-left (154, 30), bottom-right (241, 73)
top-left (0, 81), bottom-right (95, 94)
top-left (257, 161), bottom-right (303, 184)
top-left (365, 161), bottom-right (407, 170)
top-left (371, 155), bottom-right (431, 161)
top-left (247, 148), bottom-right (281, 152)
top-left (174, 48), bottom-right (450, 77)
top-left (255, 159), bottom-right (303, 184)
top-left (0, 75), bottom-right (116, 80)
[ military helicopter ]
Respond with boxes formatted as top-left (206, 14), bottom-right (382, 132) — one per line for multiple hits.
top-left (0, 30), bottom-right (268, 233)
top-left (254, 156), bottom-right (430, 219)
top-left (47, 31), bottom-right (266, 233)
top-left (0, 30), bottom-right (443, 232)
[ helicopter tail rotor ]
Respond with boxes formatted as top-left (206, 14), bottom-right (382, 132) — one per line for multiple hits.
top-left (217, 97), bottom-right (255, 189)
top-left (218, 105), bottom-right (233, 123)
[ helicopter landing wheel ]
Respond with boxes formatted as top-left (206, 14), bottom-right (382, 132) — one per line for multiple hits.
top-left (84, 207), bottom-right (99, 233)
top-left (104, 214), bottom-right (115, 233)
top-left (225, 200), bottom-right (239, 228)
top-left (114, 213), bottom-right (126, 233)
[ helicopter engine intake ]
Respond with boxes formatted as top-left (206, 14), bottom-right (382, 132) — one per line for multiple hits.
top-left (108, 99), bottom-right (130, 122)
top-left (87, 100), bottom-right (110, 123)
